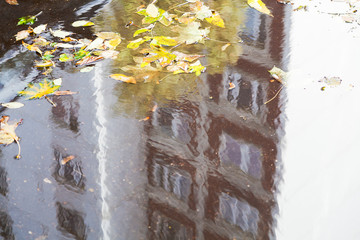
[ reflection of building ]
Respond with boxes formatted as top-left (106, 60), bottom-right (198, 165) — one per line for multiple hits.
top-left (144, 1), bottom-right (287, 239)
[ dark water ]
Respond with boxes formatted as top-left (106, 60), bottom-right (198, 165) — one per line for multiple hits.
top-left (0, 0), bottom-right (290, 239)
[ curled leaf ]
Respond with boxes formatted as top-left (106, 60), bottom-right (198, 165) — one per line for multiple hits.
top-left (0, 116), bottom-right (22, 158)
top-left (110, 74), bottom-right (136, 84)
top-left (22, 41), bottom-right (42, 55)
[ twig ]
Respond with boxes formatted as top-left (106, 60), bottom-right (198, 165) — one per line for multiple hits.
top-left (45, 95), bottom-right (56, 107)
top-left (15, 138), bottom-right (21, 159)
top-left (264, 85), bottom-right (284, 105)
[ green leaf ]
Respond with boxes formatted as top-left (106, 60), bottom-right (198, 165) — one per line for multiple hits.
top-left (127, 38), bottom-right (147, 49)
top-left (42, 54), bottom-right (54, 61)
top-left (59, 53), bottom-right (74, 62)
top-left (74, 49), bottom-right (90, 60)
top-left (17, 15), bottom-right (36, 26)
top-left (133, 28), bottom-right (151, 37)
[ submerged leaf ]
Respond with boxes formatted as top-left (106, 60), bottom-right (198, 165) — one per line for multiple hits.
top-left (110, 74), bottom-right (136, 84)
top-left (205, 12), bottom-right (225, 28)
top-left (247, 0), bottom-right (273, 17)
top-left (18, 79), bottom-right (60, 99)
top-left (76, 56), bottom-right (103, 65)
top-left (127, 38), bottom-right (147, 49)
top-left (173, 21), bottom-right (209, 44)
top-left (133, 28), bottom-right (151, 37)
top-left (146, 3), bottom-right (159, 18)
top-left (72, 20), bottom-right (95, 27)
top-left (96, 32), bottom-right (121, 40)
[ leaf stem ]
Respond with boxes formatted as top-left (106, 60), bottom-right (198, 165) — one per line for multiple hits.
top-left (264, 85), bottom-right (284, 105)
top-left (15, 138), bottom-right (21, 159)
top-left (45, 95), bottom-right (57, 107)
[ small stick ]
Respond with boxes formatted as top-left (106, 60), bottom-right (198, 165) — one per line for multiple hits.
top-left (15, 138), bottom-right (21, 159)
top-left (45, 95), bottom-right (56, 107)
top-left (264, 85), bottom-right (284, 105)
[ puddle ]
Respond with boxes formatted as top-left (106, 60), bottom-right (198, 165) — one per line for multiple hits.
top-left (0, 0), bottom-right (291, 239)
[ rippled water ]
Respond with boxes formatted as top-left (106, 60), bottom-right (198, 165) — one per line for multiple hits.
top-left (0, 0), bottom-right (290, 239)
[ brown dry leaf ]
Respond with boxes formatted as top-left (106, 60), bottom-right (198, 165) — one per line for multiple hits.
top-left (76, 56), bottom-right (104, 65)
top-left (0, 116), bottom-right (22, 158)
top-left (5, 0), bottom-right (18, 5)
top-left (22, 41), bottom-right (42, 55)
top-left (15, 30), bottom-right (30, 41)
top-left (61, 155), bottom-right (75, 165)
top-left (110, 74), bottom-right (136, 84)
top-left (52, 91), bottom-right (78, 96)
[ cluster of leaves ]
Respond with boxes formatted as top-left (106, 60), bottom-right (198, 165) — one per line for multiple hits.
top-left (110, 0), bottom-right (226, 84)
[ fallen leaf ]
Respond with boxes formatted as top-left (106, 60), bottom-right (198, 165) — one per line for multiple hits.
top-left (104, 37), bottom-right (121, 50)
top-left (1, 102), bottom-right (24, 109)
top-left (59, 53), bottom-right (74, 62)
top-left (52, 91), bottom-right (78, 96)
top-left (99, 50), bottom-right (119, 59)
top-left (229, 82), bottom-right (235, 89)
top-left (139, 116), bottom-right (150, 122)
top-left (61, 155), bottom-right (75, 165)
top-left (96, 32), bottom-right (121, 40)
top-left (35, 60), bottom-right (54, 68)
top-left (22, 41), bottom-right (42, 55)
top-left (85, 37), bottom-right (104, 50)
top-left (18, 15), bottom-right (36, 25)
top-left (50, 29), bottom-right (73, 38)
top-left (110, 74), bottom-right (136, 84)
top-left (146, 3), bottom-right (159, 18)
top-left (80, 66), bottom-right (94, 72)
top-left (43, 178), bottom-right (52, 184)
top-left (33, 24), bottom-right (47, 34)
top-left (133, 28), bottom-right (151, 37)
top-left (72, 20), bottom-right (95, 27)
top-left (127, 38), bottom-right (147, 49)
top-left (6, 0), bottom-right (18, 5)
top-left (268, 66), bottom-right (287, 84)
top-left (54, 43), bottom-right (84, 48)
top-left (221, 43), bottom-right (231, 51)
top-left (0, 116), bottom-right (22, 158)
top-left (76, 56), bottom-right (103, 65)
top-left (15, 30), bottom-right (30, 41)
top-left (191, 1), bottom-right (212, 20)
top-left (247, 0), bottom-right (273, 17)
top-left (177, 13), bottom-right (196, 24)
top-left (205, 12), bottom-right (225, 28)
top-left (18, 79), bottom-right (60, 99)
top-left (61, 37), bottom-right (77, 42)
top-left (53, 78), bottom-right (62, 86)
top-left (173, 21), bottom-right (210, 44)
top-left (33, 36), bottom-right (49, 46)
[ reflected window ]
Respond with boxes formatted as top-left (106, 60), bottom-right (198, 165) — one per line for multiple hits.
top-left (227, 74), bottom-right (266, 117)
top-left (219, 193), bottom-right (259, 234)
top-left (0, 167), bottom-right (8, 197)
top-left (150, 211), bottom-right (193, 240)
top-left (0, 211), bottom-right (14, 240)
top-left (152, 163), bottom-right (191, 202)
top-left (219, 134), bottom-right (262, 179)
top-left (239, 8), bottom-right (267, 49)
top-left (56, 202), bottom-right (87, 240)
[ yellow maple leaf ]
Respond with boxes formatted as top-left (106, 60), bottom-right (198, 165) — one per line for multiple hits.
top-left (18, 79), bottom-right (60, 99)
